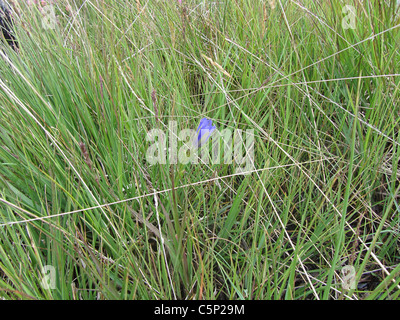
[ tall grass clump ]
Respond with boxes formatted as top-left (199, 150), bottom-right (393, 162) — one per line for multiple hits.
top-left (0, 0), bottom-right (399, 299)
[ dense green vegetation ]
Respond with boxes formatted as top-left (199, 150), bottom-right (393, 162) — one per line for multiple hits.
top-left (0, 0), bottom-right (400, 299)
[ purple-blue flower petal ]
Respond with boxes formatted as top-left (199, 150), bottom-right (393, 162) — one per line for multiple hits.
top-left (194, 118), bottom-right (216, 148)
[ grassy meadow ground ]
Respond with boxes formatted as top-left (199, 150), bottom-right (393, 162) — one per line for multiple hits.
top-left (0, 0), bottom-right (400, 300)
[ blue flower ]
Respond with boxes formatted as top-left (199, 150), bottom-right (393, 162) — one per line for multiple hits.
top-left (194, 118), bottom-right (216, 148)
